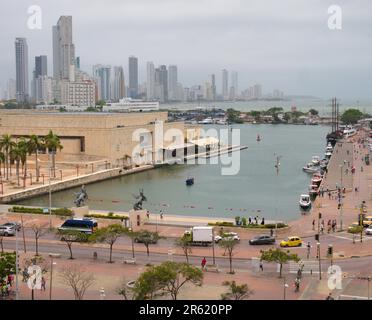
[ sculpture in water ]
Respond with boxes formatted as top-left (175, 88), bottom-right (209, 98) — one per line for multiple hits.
top-left (133, 188), bottom-right (147, 210)
top-left (74, 185), bottom-right (88, 207)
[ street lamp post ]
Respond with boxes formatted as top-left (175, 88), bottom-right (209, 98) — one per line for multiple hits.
top-left (48, 253), bottom-right (61, 300)
top-left (212, 228), bottom-right (216, 265)
top-left (15, 226), bottom-right (19, 300)
top-left (283, 277), bottom-right (288, 300)
top-left (317, 242), bottom-right (321, 280)
top-left (48, 166), bottom-right (52, 230)
top-left (339, 164), bottom-right (344, 231)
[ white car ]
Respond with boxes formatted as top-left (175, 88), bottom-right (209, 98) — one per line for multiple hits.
top-left (214, 232), bottom-right (240, 243)
top-left (365, 225), bottom-right (372, 235)
top-left (0, 225), bottom-right (16, 236)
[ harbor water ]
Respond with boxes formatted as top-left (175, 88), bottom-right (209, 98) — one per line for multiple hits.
top-left (18, 124), bottom-right (330, 223)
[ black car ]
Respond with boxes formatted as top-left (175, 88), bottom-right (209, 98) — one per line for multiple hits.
top-left (249, 235), bottom-right (276, 245)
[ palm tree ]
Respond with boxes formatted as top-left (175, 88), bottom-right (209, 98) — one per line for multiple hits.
top-left (0, 151), bottom-right (5, 178)
top-left (28, 135), bottom-right (42, 182)
top-left (0, 134), bottom-right (15, 180)
top-left (16, 138), bottom-right (29, 177)
top-left (44, 130), bottom-right (63, 178)
top-left (10, 142), bottom-right (24, 186)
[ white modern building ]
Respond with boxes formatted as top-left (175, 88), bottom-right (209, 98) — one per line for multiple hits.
top-left (103, 98), bottom-right (159, 112)
top-left (60, 80), bottom-right (95, 107)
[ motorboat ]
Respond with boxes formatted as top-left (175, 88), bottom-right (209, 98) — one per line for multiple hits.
top-left (186, 177), bottom-right (194, 186)
top-left (299, 194), bottom-right (312, 211)
top-left (325, 151), bottom-right (332, 159)
top-left (302, 163), bottom-right (320, 173)
top-left (343, 127), bottom-right (357, 138)
top-left (311, 173), bottom-right (322, 186)
top-left (257, 134), bottom-right (261, 142)
top-left (309, 184), bottom-right (319, 200)
top-left (311, 156), bottom-right (320, 166)
top-left (326, 143), bottom-right (333, 152)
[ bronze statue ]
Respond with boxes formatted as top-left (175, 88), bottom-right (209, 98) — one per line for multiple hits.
top-left (74, 185), bottom-right (88, 207)
top-left (133, 188), bottom-right (147, 210)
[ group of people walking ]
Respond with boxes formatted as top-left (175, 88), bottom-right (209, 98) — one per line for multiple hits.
top-left (312, 219), bottom-right (337, 233)
top-left (1, 274), bottom-right (13, 297)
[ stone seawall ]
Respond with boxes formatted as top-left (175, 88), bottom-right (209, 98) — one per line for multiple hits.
top-left (0, 165), bottom-right (154, 203)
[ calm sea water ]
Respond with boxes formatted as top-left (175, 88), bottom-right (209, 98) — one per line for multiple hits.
top-left (18, 124), bottom-right (330, 223)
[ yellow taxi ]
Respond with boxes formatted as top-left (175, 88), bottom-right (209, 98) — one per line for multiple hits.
top-left (280, 236), bottom-right (302, 247)
top-left (362, 216), bottom-right (372, 227)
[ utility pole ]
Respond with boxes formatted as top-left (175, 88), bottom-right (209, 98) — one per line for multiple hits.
top-left (212, 228), bottom-right (216, 265)
top-left (48, 165), bottom-right (52, 230)
top-left (339, 164), bottom-right (343, 231)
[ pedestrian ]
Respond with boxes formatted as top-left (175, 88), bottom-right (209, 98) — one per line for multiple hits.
top-left (259, 260), bottom-right (263, 271)
top-left (328, 191), bottom-right (331, 200)
top-left (320, 223), bottom-right (324, 234)
top-left (307, 242), bottom-right (311, 259)
top-left (146, 210), bottom-right (150, 219)
top-left (41, 276), bottom-right (46, 291)
top-left (312, 219), bottom-right (315, 230)
top-left (201, 257), bottom-right (207, 271)
top-left (261, 217), bottom-right (265, 225)
top-left (160, 210), bottom-right (164, 219)
top-left (248, 217), bottom-right (252, 225)
top-left (294, 278), bottom-right (300, 292)
top-left (270, 228), bottom-right (274, 237)
top-left (254, 216), bottom-right (258, 224)
top-left (325, 292), bottom-right (335, 300)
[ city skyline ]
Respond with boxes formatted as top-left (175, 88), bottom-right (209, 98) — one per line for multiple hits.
top-left (1, 0), bottom-right (372, 100)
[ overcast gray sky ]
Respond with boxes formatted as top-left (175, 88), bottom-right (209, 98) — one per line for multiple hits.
top-left (1, 0), bottom-right (372, 99)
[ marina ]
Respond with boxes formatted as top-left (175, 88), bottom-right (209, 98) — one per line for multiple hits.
top-left (18, 124), bottom-right (330, 222)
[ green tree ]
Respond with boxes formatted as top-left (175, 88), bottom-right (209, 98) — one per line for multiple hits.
top-left (134, 230), bottom-right (160, 257)
top-left (341, 108), bottom-right (364, 124)
top-left (133, 261), bottom-right (203, 300)
top-left (0, 252), bottom-right (16, 280)
top-left (89, 224), bottom-right (128, 263)
top-left (0, 134), bottom-right (15, 180)
top-left (58, 229), bottom-right (88, 259)
top-left (221, 280), bottom-right (254, 300)
top-left (226, 108), bottom-right (243, 124)
top-left (309, 109), bottom-right (319, 116)
top-left (260, 248), bottom-right (300, 277)
top-left (175, 234), bottom-right (193, 264)
top-left (218, 238), bottom-right (238, 274)
top-left (28, 135), bottom-right (43, 182)
top-left (44, 130), bottom-right (63, 178)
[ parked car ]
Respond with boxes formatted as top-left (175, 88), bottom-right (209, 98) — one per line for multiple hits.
top-left (365, 225), bottom-right (372, 235)
top-left (249, 235), bottom-right (276, 245)
top-left (0, 225), bottom-right (16, 237)
top-left (362, 216), bottom-right (372, 227)
top-left (1, 222), bottom-right (21, 231)
top-left (280, 236), bottom-right (302, 247)
top-left (214, 232), bottom-right (240, 243)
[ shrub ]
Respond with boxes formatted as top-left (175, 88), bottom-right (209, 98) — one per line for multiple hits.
top-left (9, 206), bottom-right (73, 216)
top-left (208, 222), bottom-right (234, 227)
top-left (241, 217), bottom-right (247, 226)
top-left (83, 213), bottom-right (129, 220)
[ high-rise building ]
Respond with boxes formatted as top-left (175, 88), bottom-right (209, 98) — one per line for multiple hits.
top-left (222, 69), bottom-right (228, 99)
top-left (6, 79), bottom-right (16, 100)
top-left (35, 55), bottom-right (47, 78)
top-left (159, 65), bottom-right (168, 102)
top-left (93, 64), bottom-right (111, 101)
top-left (112, 66), bottom-right (125, 102)
top-left (253, 84), bottom-right (262, 99)
top-left (146, 61), bottom-right (155, 101)
top-left (168, 65), bottom-right (178, 101)
top-left (60, 80), bottom-right (95, 106)
top-left (211, 74), bottom-right (216, 100)
top-left (231, 71), bottom-right (238, 99)
top-left (53, 16), bottom-right (75, 80)
top-left (128, 56), bottom-right (138, 98)
top-left (15, 37), bottom-right (29, 103)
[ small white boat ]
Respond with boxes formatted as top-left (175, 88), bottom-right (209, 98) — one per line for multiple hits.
top-left (326, 143), bottom-right (333, 152)
top-left (311, 156), bottom-right (320, 166)
top-left (325, 151), bottom-right (332, 159)
top-left (303, 163), bottom-right (320, 173)
top-left (309, 184), bottom-right (319, 199)
top-left (299, 194), bottom-right (312, 211)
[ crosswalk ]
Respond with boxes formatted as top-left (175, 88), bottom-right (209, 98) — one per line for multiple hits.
top-left (289, 260), bottom-right (319, 274)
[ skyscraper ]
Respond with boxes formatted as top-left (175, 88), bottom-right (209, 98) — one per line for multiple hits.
top-left (128, 56), bottom-right (138, 98)
top-left (146, 62), bottom-right (155, 101)
top-left (35, 55), bottom-right (47, 78)
top-left (211, 74), bottom-right (216, 100)
top-left (168, 65), bottom-right (177, 101)
top-left (159, 65), bottom-right (168, 102)
top-left (15, 37), bottom-right (29, 103)
top-left (112, 66), bottom-right (125, 102)
top-left (222, 69), bottom-right (228, 99)
top-left (93, 65), bottom-right (111, 101)
top-left (53, 16), bottom-right (75, 80)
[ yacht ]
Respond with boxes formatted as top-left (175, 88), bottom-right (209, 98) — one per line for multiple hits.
top-left (299, 194), bottom-right (312, 211)
top-left (303, 163), bottom-right (320, 173)
top-left (343, 126), bottom-right (357, 138)
top-left (311, 156), bottom-right (320, 166)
